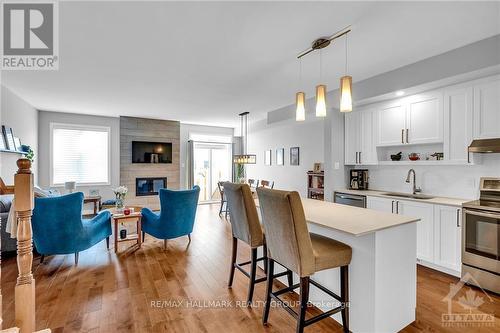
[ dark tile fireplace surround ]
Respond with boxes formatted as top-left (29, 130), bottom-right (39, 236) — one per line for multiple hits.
top-left (136, 177), bottom-right (167, 196)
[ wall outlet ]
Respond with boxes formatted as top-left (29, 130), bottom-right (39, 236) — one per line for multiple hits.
top-left (334, 162), bottom-right (340, 170)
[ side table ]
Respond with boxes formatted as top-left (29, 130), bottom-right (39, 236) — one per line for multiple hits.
top-left (108, 206), bottom-right (143, 253)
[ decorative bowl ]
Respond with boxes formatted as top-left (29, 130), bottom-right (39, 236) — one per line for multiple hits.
top-left (408, 153), bottom-right (420, 161)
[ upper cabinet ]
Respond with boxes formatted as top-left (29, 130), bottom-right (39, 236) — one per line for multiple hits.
top-left (345, 108), bottom-right (377, 165)
top-left (376, 92), bottom-right (443, 147)
top-left (444, 85), bottom-right (473, 163)
top-left (473, 76), bottom-right (500, 139)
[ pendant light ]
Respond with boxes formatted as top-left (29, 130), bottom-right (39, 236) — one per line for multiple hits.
top-left (295, 59), bottom-right (306, 121)
top-left (340, 33), bottom-right (353, 113)
top-left (233, 112), bottom-right (256, 164)
top-left (315, 49), bottom-right (327, 117)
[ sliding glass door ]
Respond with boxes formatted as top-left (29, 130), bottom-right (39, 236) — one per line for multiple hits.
top-left (192, 142), bottom-right (232, 202)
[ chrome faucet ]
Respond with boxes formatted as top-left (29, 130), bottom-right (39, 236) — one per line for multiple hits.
top-left (405, 169), bottom-right (422, 194)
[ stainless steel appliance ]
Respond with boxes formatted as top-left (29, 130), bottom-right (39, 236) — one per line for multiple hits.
top-left (334, 192), bottom-right (366, 208)
top-left (349, 169), bottom-right (369, 190)
top-left (462, 177), bottom-right (500, 293)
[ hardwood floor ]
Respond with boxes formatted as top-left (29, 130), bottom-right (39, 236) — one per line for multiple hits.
top-left (2, 204), bottom-right (499, 332)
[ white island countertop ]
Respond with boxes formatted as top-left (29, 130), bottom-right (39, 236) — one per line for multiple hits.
top-left (256, 197), bottom-right (420, 237)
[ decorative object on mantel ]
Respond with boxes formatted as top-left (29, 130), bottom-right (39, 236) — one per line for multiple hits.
top-left (64, 181), bottom-right (76, 193)
top-left (264, 149), bottom-right (272, 166)
top-left (290, 146), bottom-right (300, 165)
top-left (295, 25), bottom-right (352, 120)
top-left (390, 152), bottom-right (402, 161)
top-left (313, 162), bottom-right (323, 173)
top-left (233, 112), bottom-right (256, 164)
top-left (276, 148), bottom-right (284, 165)
top-left (113, 185), bottom-right (128, 212)
top-left (408, 153), bottom-right (420, 161)
top-left (2, 125), bottom-right (15, 150)
top-left (21, 144), bottom-right (34, 161)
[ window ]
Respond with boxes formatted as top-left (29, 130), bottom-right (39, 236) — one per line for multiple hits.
top-left (50, 123), bottom-right (110, 186)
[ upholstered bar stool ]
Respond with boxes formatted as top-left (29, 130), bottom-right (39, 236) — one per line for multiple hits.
top-left (257, 187), bottom-right (352, 333)
top-left (222, 182), bottom-right (292, 305)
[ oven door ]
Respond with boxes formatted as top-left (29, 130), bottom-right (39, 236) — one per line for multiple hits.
top-left (462, 209), bottom-right (500, 274)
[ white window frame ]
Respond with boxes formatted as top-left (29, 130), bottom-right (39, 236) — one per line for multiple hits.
top-left (49, 122), bottom-right (111, 187)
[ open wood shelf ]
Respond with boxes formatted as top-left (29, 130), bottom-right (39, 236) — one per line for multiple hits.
top-left (0, 149), bottom-right (27, 155)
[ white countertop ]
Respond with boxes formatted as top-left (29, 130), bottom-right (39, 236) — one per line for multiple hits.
top-left (334, 189), bottom-right (467, 207)
top-left (256, 198), bottom-right (420, 237)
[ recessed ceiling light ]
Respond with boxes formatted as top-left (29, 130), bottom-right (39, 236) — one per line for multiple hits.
top-left (396, 91), bottom-right (405, 97)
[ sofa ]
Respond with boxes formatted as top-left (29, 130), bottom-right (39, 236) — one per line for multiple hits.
top-left (0, 194), bottom-right (18, 254)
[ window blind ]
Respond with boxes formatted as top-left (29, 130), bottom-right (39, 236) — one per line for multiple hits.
top-left (51, 124), bottom-right (110, 185)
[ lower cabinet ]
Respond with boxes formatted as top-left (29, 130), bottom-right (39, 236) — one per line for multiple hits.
top-left (366, 195), bottom-right (462, 276)
top-left (433, 205), bottom-right (462, 273)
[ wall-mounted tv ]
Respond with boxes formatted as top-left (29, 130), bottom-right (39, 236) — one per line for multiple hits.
top-left (132, 141), bottom-right (172, 163)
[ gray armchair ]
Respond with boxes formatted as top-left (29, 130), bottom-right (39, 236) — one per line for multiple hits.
top-left (0, 195), bottom-right (18, 254)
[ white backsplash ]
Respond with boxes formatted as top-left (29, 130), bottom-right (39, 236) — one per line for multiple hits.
top-left (359, 154), bottom-right (500, 200)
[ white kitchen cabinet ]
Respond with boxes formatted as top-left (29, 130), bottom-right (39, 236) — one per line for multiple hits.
top-left (444, 85), bottom-right (473, 163)
top-left (376, 91), bottom-right (443, 147)
top-left (377, 101), bottom-right (406, 146)
top-left (397, 200), bottom-right (435, 263)
top-left (345, 111), bottom-right (360, 165)
top-left (434, 205), bottom-right (461, 274)
top-left (473, 76), bottom-right (500, 139)
top-left (366, 196), bottom-right (394, 213)
top-left (344, 108), bottom-right (377, 165)
top-left (406, 91), bottom-right (443, 144)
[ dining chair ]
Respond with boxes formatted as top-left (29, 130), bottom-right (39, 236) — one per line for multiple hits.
top-left (259, 180), bottom-right (274, 189)
top-left (217, 181), bottom-right (229, 219)
top-left (257, 187), bottom-right (352, 333)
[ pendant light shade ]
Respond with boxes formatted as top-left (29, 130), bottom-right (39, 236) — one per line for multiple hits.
top-left (295, 92), bottom-right (306, 121)
top-left (340, 75), bottom-right (353, 113)
top-left (315, 84), bottom-right (327, 117)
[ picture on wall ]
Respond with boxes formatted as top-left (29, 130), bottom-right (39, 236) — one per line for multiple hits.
top-left (276, 148), bottom-right (284, 165)
top-left (2, 126), bottom-right (15, 151)
top-left (13, 137), bottom-right (22, 151)
top-left (265, 150), bottom-right (272, 165)
top-left (290, 147), bottom-right (300, 166)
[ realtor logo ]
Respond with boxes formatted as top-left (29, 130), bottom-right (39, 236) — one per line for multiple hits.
top-left (1, 1), bottom-right (58, 69)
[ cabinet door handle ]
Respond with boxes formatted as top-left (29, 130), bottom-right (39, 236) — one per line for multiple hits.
top-left (396, 201), bottom-right (399, 214)
top-left (391, 200), bottom-right (395, 213)
top-left (401, 129), bottom-right (404, 144)
top-left (359, 152), bottom-right (362, 164)
top-left (406, 128), bottom-right (409, 143)
top-left (456, 209), bottom-right (460, 227)
top-left (355, 152), bottom-right (358, 164)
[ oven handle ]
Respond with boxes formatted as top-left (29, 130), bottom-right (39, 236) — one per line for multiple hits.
top-left (464, 209), bottom-right (500, 219)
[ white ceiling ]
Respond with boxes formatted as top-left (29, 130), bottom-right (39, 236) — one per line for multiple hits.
top-left (2, 1), bottom-right (499, 128)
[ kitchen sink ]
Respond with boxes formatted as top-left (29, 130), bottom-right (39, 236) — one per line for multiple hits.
top-left (382, 192), bottom-right (435, 200)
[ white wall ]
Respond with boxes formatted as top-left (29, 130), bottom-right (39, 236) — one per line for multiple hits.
top-left (179, 123), bottom-right (234, 189)
top-left (38, 111), bottom-right (120, 200)
top-left (246, 118), bottom-right (324, 197)
top-left (0, 85), bottom-right (38, 184)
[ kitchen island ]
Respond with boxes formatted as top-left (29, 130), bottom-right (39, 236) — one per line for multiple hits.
top-left (256, 198), bottom-right (420, 333)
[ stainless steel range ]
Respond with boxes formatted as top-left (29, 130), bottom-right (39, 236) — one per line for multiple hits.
top-left (462, 177), bottom-right (500, 293)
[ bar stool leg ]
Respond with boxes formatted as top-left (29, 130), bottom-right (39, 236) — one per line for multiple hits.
top-left (247, 248), bottom-right (258, 305)
top-left (287, 270), bottom-right (293, 288)
top-left (296, 276), bottom-right (310, 333)
top-left (263, 243), bottom-right (268, 274)
top-left (262, 259), bottom-right (274, 325)
top-left (228, 237), bottom-right (237, 287)
top-left (340, 265), bottom-right (349, 333)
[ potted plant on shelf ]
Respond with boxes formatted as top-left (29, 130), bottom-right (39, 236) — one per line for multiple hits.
top-left (113, 186), bottom-right (128, 212)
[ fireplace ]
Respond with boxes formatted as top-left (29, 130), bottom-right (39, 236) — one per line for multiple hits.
top-left (136, 177), bottom-right (167, 196)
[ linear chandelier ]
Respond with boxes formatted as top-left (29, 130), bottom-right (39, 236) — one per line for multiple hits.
top-left (233, 112), bottom-right (256, 164)
top-left (295, 26), bottom-right (353, 120)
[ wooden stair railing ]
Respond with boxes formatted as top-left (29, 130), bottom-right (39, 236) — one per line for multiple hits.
top-left (0, 158), bottom-right (42, 332)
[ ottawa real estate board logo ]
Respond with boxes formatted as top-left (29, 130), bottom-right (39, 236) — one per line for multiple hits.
top-left (1, 1), bottom-right (59, 70)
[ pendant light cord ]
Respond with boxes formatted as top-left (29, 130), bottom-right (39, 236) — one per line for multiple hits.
top-left (319, 49), bottom-right (323, 83)
top-left (345, 34), bottom-right (348, 75)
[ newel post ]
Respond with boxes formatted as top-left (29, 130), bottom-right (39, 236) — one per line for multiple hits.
top-left (14, 158), bottom-right (35, 332)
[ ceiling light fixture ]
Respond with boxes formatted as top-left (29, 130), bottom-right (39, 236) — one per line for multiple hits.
top-left (233, 112), bottom-right (256, 164)
top-left (296, 26), bottom-right (352, 118)
top-left (339, 33), bottom-right (352, 113)
top-left (295, 59), bottom-right (306, 121)
top-left (396, 90), bottom-right (405, 97)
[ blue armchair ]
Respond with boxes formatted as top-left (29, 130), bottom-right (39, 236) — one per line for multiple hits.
top-left (32, 192), bottom-right (112, 264)
top-left (141, 186), bottom-right (200, 249)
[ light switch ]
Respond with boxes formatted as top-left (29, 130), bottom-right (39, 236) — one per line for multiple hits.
top-left (334, 162), bottom-right (340, 170)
